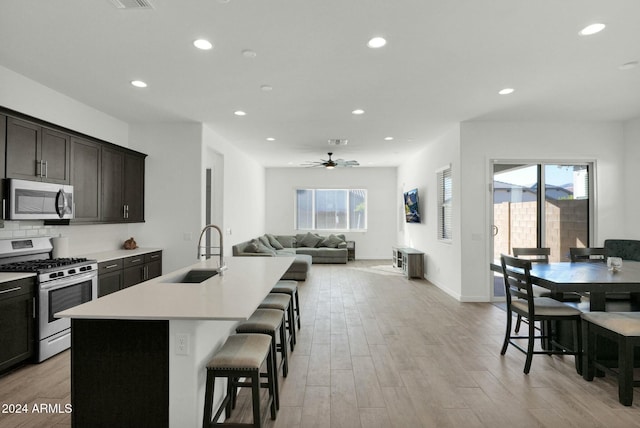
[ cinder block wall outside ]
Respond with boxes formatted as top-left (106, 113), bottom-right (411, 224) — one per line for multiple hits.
top-left (493, 199), bottom-right (588, 262)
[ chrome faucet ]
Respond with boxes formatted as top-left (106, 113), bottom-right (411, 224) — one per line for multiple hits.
top-left (196, 224), bottom-right (227, 275)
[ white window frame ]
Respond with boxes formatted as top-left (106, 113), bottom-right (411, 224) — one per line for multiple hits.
top-left (437, 165), bottom-right (452, 242)
top-left (295, 188), bottom-right (368, 232)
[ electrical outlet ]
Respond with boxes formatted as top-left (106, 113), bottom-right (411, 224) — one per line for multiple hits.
top-left (176, 333), bottom-right (189, 355)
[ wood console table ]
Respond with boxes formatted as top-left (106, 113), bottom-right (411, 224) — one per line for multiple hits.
top-left (392, 246), bottom-right (425, 279)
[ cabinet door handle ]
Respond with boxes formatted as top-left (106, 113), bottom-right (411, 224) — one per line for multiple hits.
top-left (0, 287), bottom-right (22, 295)
top-left (33, 297), bottom-right (36, 319)
top-left (123, 205), bottom-right (127, 218)
top-left (43, 160), bottom-right (48, 178)
top-left (105, 264), bottom-right (119, 269)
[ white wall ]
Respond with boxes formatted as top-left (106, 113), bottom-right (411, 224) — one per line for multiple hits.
top-left (265, 167), bottom-right (397, 259)
top-left (0, 65), bottom-right (128, 145)
top-left (459, 121), bottom-right (626, 301)
top-left (128, 123), bottom-right (203, 272)
top-left (0, 67), bottom-right (267, 272)
top-left (397, 126), bottom-right (462, 297)
top-left (624, 117), bottom-right (640, 238)
top-left (0, 65), bottom-right (133, 253)
top-left (202, 125), bottom-right (266, 252)
top-left (126, 123), bottom-right (266, 273)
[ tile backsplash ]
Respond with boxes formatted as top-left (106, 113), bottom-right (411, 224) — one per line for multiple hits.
top-left (0, 220), bottom-right (60, 240)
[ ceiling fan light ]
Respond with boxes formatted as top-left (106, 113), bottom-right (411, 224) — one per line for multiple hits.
top-left (325, 165), bottom-right (335, 170)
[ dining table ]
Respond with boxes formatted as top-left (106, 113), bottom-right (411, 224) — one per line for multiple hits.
top-left (491, 260), bottom-right (640, 311)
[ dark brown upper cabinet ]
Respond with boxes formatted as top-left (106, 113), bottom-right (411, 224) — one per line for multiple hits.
top-left (6, 117), bottom-right (70, 184)
top-left (1, 108), bottom-right (146, 224)
top-left (0, 115), bottom-right (6, 211)
top-left (101, 146), bottom-right (145, 223)
top-left (71, 137), bottom-right (101, 222)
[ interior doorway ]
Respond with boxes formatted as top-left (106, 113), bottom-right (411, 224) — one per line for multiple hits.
top-left (203, 149), bottom-right (224, 261)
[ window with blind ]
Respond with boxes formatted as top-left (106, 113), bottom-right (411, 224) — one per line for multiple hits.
top-left (296, 189), bottom-right (367, 231)
top-left (437, 166), bottom-right (452, 241)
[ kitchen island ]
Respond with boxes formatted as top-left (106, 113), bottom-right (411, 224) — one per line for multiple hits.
top-left (57, 255), bottom-right (295, 428)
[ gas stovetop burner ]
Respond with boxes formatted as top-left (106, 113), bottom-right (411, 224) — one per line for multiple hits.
top-left (0, 257), bottom-right (93, 273)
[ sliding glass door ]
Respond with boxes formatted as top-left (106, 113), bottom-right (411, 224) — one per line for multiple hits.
top-left (491, 162), bottom-right (593, 299)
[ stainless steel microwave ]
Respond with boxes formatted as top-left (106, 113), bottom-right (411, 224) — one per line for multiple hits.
top-left (6, 179), bottom-right (74, 220)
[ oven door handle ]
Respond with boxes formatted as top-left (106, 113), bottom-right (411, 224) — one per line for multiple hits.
top-left (40, 271), bottom-right (97, 291)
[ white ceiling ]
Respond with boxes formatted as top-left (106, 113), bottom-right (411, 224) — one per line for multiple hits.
top-left (1, 0), bottom-right (639, 167)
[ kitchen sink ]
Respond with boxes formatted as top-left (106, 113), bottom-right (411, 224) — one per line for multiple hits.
top-left (163, 269), bottom-right (220, 283)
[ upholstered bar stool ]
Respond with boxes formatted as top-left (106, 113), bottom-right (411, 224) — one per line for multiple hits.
top-left (202, 333), bottom-right (276, 428)
top-left (259, 293), bottom-right (296, 352)
top-left (271, 280), bottom-right (301, 330)
top-left (235, 308), bottom-right (288, 410)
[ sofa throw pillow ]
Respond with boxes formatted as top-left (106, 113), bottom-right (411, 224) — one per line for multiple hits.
top-left (244, 239), bottom-right (260, 253)
top-left (275, 235), bottom-right (295, 248)
top-left (266, 234), bottom-right (284, 250)
top-left (258, 235), bottom-right (275, 250)
top-left (299, 232), bottom-right (323, 248)
top-left (256, 242), bottom-right (276, 255)
top-left (320, 234), bottom-right (345, 248)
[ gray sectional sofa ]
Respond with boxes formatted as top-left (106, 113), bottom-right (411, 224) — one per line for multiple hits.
top-left (232, 232), bottom-right (349, 280)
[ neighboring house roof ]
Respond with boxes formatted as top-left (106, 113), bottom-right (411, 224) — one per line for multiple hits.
top-left (493, 180), bottom-right (573, 203)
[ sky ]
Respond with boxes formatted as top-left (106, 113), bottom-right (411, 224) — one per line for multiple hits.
top-left (494, 164), bottom-right (583, 187)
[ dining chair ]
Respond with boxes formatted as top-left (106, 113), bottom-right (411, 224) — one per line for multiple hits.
top-left (570, 247), bottom-right (629, 301)
top-left (512, 247), bottom-right (551, 263)
top-left (511, 247), bottom-right (580, 333)
top-left (513, 247), bottom-right (581, 298)
top-left (569, 247), bottom-right (607, 262)
top-left (500, 254), bottom-right (583, 374)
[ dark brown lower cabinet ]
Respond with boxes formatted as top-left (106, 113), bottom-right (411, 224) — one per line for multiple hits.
top-left (0, 277), bottom-right (35, 372)
top-left (71, 319), bottom-right (169, 427)
top-left (98, 270), bottom-right (122, 298)
top-left (98, 251), bottom-right (162, 297)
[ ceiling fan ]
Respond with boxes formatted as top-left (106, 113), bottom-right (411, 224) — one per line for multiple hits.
top-left (302, 152), bottom-right (359, 169)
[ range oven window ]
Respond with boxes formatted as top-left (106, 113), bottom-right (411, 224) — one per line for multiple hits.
top-left (47, 280), bottom-right (93, 323)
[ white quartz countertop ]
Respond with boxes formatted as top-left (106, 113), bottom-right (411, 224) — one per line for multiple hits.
top-left (57, 256), bottom-right (295, 321)
top-left (79, 247), bottom-right (163, 263)
top-left (0, 272), bottom-right (37, 283)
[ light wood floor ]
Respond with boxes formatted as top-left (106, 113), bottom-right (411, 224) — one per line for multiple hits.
top-left (2, 260), bottom-right (640, 428)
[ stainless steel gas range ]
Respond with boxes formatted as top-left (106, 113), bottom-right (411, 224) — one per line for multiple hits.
top-left (0, 238), bottom-right (97, 362)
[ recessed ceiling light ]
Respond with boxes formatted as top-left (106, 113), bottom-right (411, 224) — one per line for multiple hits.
top-left (242, 49), bottom-right (257, 58)
top-left (260, 85), bottom-right (273, 91)
top-left (384, 137), bottom-right (394, 141)
top-left (579, 23), bottom-right (606, 36)
top-left (130, 80), bottom-right (147, 88)
top-left (234, 110), bottom-right (246, 116)
top-left (498, 88), bottom-right (515, 95)
top-left (367, 37), bottom-right (387, 48)
top-left (193, 39), bottom-right (213, 50)
top-left (619, 61), bottom-right (639, 70)
top-left (352, 109), bottom-right (365, 115)
top-left (266, 137), bottom-right (275, 141)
